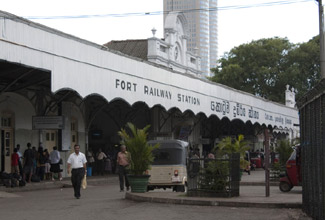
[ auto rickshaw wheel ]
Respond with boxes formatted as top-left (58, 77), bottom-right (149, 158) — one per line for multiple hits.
top-left (279, 181), bottom-right (293, 192)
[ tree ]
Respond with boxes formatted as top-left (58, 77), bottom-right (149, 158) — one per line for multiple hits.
top-left (211, 36), bottom-right (320, 103)
top-left (285, 36), bottom-right (320, 101)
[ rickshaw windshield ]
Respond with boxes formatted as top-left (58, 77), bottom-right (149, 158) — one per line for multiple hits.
top-left (288, 149), bottom-right (296, 161)
top-left (152, 148), bottom-right (185, 165)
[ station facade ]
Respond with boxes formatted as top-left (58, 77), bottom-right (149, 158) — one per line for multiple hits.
top-left (0, 11), bottom-right (299, 177)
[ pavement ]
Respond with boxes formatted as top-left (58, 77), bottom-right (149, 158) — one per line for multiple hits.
top-left (126, 169), bottom-right (302, 209)
top-left (0, 169), bottom-right (302, 209)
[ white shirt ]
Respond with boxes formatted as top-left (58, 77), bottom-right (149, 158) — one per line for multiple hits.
top-left (17, 151), bottom-right (22, 162)
top-left (97, 152), bottom-right (107, 160)
top-left (49, 150), bottom-right (60, 164)
top-left (67, 152), bottom-right (87, 169)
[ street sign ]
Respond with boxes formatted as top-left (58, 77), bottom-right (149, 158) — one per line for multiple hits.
top-left (32, 116), bottom-right (64, 129)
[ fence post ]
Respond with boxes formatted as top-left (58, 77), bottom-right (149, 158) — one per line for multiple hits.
top-left (230, 153), bottom-right (240, 197)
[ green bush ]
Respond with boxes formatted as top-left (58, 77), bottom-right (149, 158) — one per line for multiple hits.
top-left (199, 160), bottom-right (229, 192)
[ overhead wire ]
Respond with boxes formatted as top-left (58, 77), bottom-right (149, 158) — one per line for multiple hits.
top-left (23, 0), bottom-right (314, 20)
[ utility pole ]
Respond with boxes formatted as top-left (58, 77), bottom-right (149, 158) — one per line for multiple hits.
top-left (264, 128), bottom-right (270, 197)
top-left (319, 0), bottom-right (325, 79)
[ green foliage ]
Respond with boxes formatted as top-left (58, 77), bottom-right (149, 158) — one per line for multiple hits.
top-left (276, 139), bottom-right (294, 166)
top-left (286, 36), bottom-right (320, 101)
top-left (211, 36), bottom-right (320, 103)
top-left (271, 162), bottom-right (282, 172)
top-left (198, 135), bottom-right (249, 192)
top-left (118, 122), bottom-right (158, 175)
top-left (200, 160), bottom-right (229, 192)
top-left (214, 135), bottom-right (250, 170)
top-left (217, 135), bottom-right (250, 156)
top-left (240, 159), bottom-right (250, 171)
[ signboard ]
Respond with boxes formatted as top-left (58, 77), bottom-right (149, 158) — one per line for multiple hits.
top-left (32, 116), bottom-right (64, 130)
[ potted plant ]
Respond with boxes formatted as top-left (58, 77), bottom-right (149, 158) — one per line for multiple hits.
top-left (118, 122), bottom-right (158, 193)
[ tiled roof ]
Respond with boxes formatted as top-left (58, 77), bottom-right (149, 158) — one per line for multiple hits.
top-left (104, 39), bottom-right (148, 60)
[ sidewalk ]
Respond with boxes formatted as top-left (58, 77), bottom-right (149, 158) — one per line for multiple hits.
top-left (126, 169), bottom-right (302, 209)
top-left (0, 175), bottom-right (118, 193)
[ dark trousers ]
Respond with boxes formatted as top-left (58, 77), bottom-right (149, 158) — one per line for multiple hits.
top-left (18, 161), bottom-right (23, 177)
top-left (37, 166), bottom-right (45, 181)
top-left (118, 165), bottom-right (129, 190)
top-left (71, 168), bottom-right (85, 198)
top-left (98, 160), bottom-right (105, 175)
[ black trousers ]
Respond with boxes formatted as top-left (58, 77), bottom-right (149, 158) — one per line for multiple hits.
top-left (18, 161), bottom-right (23, 177)
top-left (98, 160), bottom-right (105, 175)
top-left (71, 168), bottom-right (85, 198)
top-left (118, 165), bottom-right (129, 190)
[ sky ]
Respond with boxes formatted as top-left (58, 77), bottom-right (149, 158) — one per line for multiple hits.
top-left (0, 0), bottom-right (320, 59)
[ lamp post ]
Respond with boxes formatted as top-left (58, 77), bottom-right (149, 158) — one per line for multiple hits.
top-left (318, 0), bottom-right (325, 79)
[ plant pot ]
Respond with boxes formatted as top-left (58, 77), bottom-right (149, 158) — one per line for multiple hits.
top-left (127, 174), bottom-right (150, 193)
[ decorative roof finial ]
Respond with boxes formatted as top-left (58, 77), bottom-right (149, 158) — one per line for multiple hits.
top-left (151, 28), bottom-right (157, 37)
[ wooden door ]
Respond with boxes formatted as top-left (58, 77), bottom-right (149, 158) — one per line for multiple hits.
top-left (44, 130), bottom-right (57, 151)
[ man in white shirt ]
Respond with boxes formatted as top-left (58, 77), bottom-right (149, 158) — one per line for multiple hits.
top-left (67, 144), bottom-right (87, 199)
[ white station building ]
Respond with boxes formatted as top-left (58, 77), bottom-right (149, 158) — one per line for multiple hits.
top-left (0, 11), bottom-right (299, 177)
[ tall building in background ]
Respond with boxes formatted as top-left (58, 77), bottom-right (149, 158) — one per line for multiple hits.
top-left (164, 0), bottom-right (218, 77)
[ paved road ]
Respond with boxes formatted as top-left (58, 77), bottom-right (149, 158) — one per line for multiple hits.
top-left (0, 182), bottom-right (310, 220)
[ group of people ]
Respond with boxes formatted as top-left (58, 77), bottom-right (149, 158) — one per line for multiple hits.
top-left (11, 143), bottom-right (62, 183)
top-left (10, 141), bottom-right (130, 199)
top-left (87, 148), bottom-right (114, 176)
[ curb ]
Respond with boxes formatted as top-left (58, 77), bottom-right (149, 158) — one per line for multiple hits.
top-left (0, 178), bottom-right (116, 193)
top-left (125, 192), bottom-right (302, 209)
top-left (0, 182), bottom-right (71, 193)
top-left (240, 181), bottom-right (279, 186)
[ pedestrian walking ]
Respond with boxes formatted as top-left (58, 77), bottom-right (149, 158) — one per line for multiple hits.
top-left (67, 144), bottom-right (87, 199)
top-left (117, 145), bottom-right (130, 192)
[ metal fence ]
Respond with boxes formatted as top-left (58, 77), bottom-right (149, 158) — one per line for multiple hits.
top-left (297, 79), bottom-right (325, 220)
top-left (187, 153), bottom-right (240, 197)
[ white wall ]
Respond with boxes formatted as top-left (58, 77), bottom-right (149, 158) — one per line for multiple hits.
top-left (0, 92), bottom-right (38, 152)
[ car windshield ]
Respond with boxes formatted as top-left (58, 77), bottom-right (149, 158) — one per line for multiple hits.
top-left (152, 148), bottom-right (185, 165)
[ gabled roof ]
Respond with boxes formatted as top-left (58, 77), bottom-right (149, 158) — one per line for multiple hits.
top-left (104, 39), bottom-right (148, 60)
